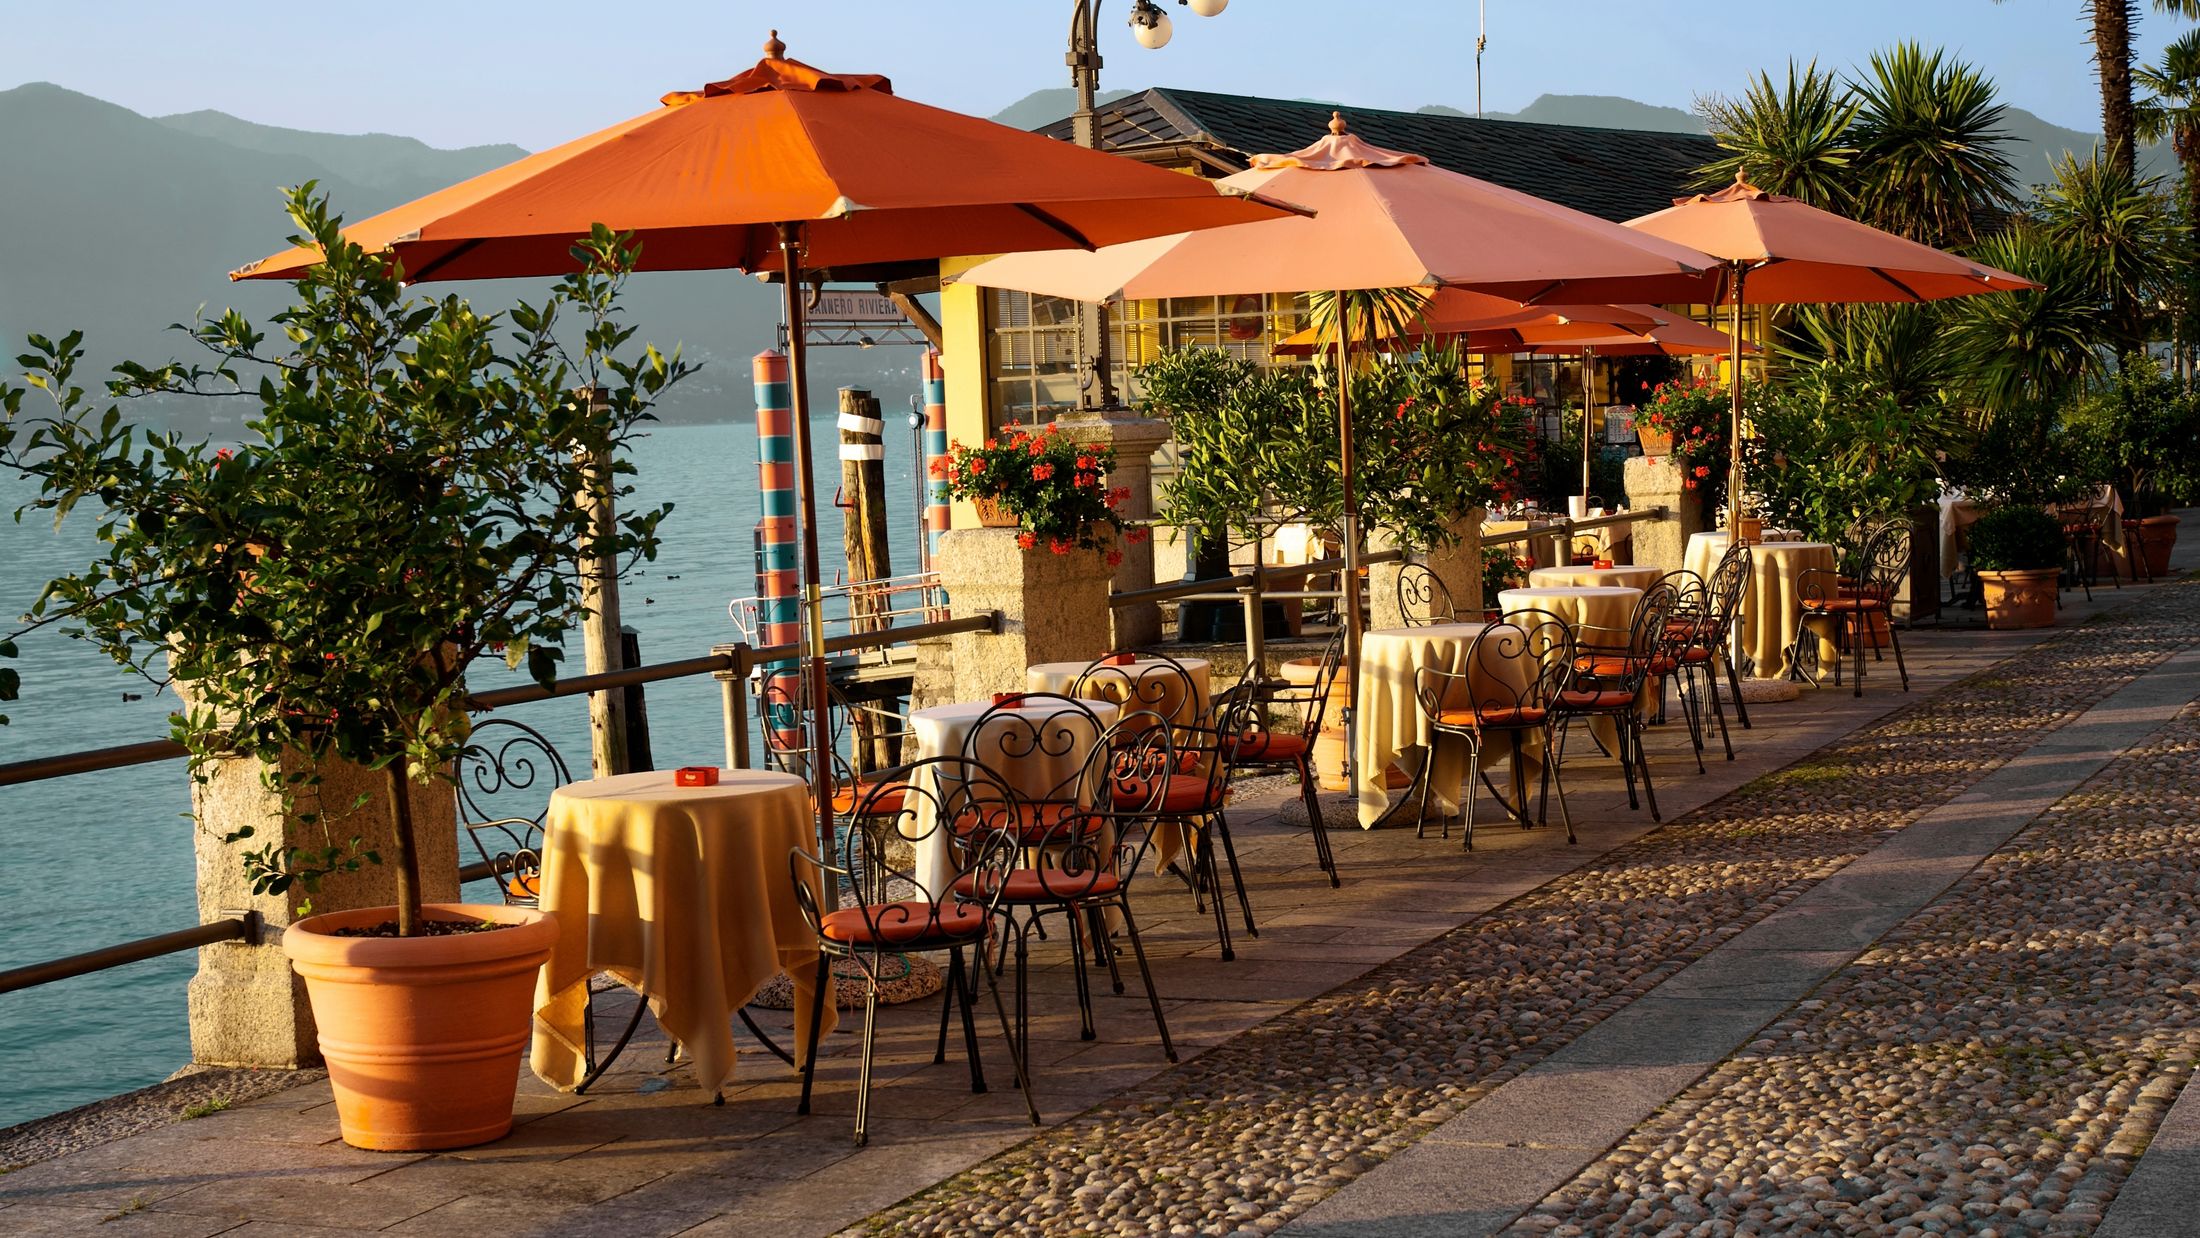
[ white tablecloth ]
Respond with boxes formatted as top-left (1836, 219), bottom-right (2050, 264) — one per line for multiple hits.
top-left (907, 698), bottom-right (1119, 899)
top-left (1685, 533), bottom-right (1836, 679)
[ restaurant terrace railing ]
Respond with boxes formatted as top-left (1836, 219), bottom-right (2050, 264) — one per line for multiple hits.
top-left (0, 608), bottom-right (1003, 999)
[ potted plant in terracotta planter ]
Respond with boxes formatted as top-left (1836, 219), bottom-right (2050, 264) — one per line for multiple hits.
top-left (938, 423), bottom-right (1134, 560)
top-left (1635, 375), bottom-right (1732, 512)
top-left (2069, 356), bottom-right (2197, 579)
top-left (1, 190), bottom-right (687, 1150)
top-left (1967, 506), bottom-right (2065, 629)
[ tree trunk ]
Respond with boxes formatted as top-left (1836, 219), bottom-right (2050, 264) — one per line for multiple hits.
top-left (386, 760), bottom-right (421, 937)
top-left (2096, 0), bottom-right (2138, 179)
top-left (2184, 129), bottom-right (2200, 372)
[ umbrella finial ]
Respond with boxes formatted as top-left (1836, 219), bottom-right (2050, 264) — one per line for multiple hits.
top-left (1329, 110), bottom-right (1349, 136)
top-left (765, 29), bottom-right (785, 59)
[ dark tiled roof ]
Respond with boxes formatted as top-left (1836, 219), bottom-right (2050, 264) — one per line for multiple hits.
top-left (1038, 88), bottom-right (1722, 223)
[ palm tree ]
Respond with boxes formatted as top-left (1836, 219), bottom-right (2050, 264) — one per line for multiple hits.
top-left (2036, 149), bottom-right (2185, 349)
top-left (1695, 60), bottom-right (1860, 209)
top-left (1942, 226), bottom-right (2110, 414)
top-left (2136, 28), bottom-right (2200, 364)
top-left (1848, 43), bottom-right (2019, 247)
top-left (1999, 0), bottom-right (2200, 178)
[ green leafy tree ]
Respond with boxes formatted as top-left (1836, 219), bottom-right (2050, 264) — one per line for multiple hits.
top-left (1745, 358), bottom-right (1962, 537)
top-left (0, 188), bottom-right (690, 937)
top-left (2066, 353), bottom-right (2200, 514)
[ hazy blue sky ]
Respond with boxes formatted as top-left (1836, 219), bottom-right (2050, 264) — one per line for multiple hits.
top-left (3, 1), bottom-right (2188, 150)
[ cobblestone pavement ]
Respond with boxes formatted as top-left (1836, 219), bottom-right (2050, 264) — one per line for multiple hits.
top-left (1507, 693), bottom-right (2200, 1236)
top-left (857, 581), bottom-right (2200, 1237)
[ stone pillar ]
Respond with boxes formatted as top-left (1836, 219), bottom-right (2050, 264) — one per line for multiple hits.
top-left (1368, 510), bottom-right (1486, 628)
top-left (186, 745), bottom-right (460, 1069)
top-left (928, 527), bottom-right (1116, 698)
top-left (1056, 409), bottom-right (1172, 648)
top-left (1623, 455), bottom-right (1708, 574)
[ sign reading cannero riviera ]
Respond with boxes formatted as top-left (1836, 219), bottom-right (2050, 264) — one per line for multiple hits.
top-left (807, 291), bottom-right (907, 323)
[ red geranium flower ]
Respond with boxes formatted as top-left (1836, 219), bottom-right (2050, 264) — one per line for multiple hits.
top-left (1032, 462), bottom-right (1055, 481)
top-left (1016, 531), bottom-right (1036, 549)
top-left (1049, 537), bottom-right (1071, 555)
top-left (1105, 550), bottom-right (1124, 567)
top-left (1126, 527), bottom-right (1149, 544)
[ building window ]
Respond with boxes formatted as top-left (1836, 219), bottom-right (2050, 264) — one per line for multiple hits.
top-left (985, 290), bottom-right (1314, 430)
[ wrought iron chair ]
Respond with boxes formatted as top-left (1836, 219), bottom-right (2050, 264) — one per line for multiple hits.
top-left (2059, 502), bottom-right (2111, 601)
top-left (1217, 628), bottom-right (1344, 887)
top-left (454, 717), bottom-right (572, 906)
top-left (791, 755), bottom-right (1034, 1147)
top-left (1413, 609), bottom-right (1577, 850)
top-left (1396, 562), bottom-right (1462, 626)
top-left (1550, 582), bottom-right (1679, 821)
top-left (1107, 703), bottom-right (1255, 962)
top-left (957, 709), bottom-right (1180, 1069)
top-left (760, 671), bottom-right (915, 838)
top-left (1071, 649), bottom-right (1209, 730)
top-left (1792, 520), bottom-right (1911, 697)
top-left (1677, 543), bottom-right (1752, 757)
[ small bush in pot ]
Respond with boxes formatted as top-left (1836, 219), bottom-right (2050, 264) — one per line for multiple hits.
top-left (1966, 506), bottom-right (2065, 629)
top-left (0, 189), bottom-right (689, 1148)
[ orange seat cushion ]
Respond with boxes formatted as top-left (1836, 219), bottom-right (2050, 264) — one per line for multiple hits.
top-left (1576, 655), bottom-right (1675, 677)
top-left (505, 870), bottom-right (539, 900)
top-left (1111, 773), bottom-right (1220, 815)
top-left (831, 780), bottom-right (908, 816)
top-left (1433, 705), bottom-right (1547, 728)
top-left (1681, 646), bottom-right (1713, 664)
top-left (1556, 688), bottom-right (1636, 710)
top-left (953, 867), bottom-right (1122, 903)
top-left (1809, 597), bottom-right (1886, 613)
top-left (1224, 732), bottom-right (1309, 761)
top-left (820, 900), bottom-right (989, 945)
top-left (955, 800), bottom-right (1086, 845)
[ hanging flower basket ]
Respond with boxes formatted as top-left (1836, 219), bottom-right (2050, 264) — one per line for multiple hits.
top-left (939, 423), bottom-right (1139, 559)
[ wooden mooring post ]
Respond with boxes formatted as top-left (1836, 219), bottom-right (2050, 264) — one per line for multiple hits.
top-left (838, 387), bottom-right (896, 772)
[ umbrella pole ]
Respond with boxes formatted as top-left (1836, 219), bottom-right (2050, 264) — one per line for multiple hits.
top-left (1580, 345), bottom-right (1596, 498)
top-left (1727, 262), bottom-right (1749, 679)
top-left (778, 222), bottom-right (839, 905)
top-left (1335, 290), bottom-right (1363, 796)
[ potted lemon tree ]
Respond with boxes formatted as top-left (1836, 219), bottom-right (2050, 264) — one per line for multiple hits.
top-left (0, 189), bottom-right (688, 1150)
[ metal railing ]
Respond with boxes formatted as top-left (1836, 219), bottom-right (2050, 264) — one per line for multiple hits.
top-left (726, 571), bottom-right (948, 648)
top-left (0, 607), bottom-right (1002, 996)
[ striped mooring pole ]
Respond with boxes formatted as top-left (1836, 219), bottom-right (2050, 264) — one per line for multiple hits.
top-left (922, 350), bottom-right (949, 560)
top-left (752, 350), bottom-right (804, 757)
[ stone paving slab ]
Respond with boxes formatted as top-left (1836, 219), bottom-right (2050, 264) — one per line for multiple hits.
top-left (1291, 644), bottom-right (2200, 1235)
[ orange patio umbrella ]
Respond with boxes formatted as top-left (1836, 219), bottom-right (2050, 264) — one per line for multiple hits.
top-left (232, 34), bottom-right (1299, 896)
top-left (957, 116), bottom-right (1720, 797)
top-left (1625, 171), bottom-right (2038, 539)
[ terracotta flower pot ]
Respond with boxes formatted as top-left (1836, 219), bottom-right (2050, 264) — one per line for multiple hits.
top-left (1635, 426), bottom-right (1673, 457)
top-left (1977, 568), bottom-right (2059, 630)
top-left (2128, 514), bottom-right (2180, 578)
top-left (284, 902), bottom-right (557, 1151)
top-left (973, 497), bottom-right (1020, 528)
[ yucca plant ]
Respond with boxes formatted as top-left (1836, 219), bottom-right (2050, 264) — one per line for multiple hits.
top-left (1847, 43), bottom-right (2019, 247)
top-left (1942, 225), bottom-right (2110, 415)
top-left (1696, 59), bottom-right (1860, 209)
top-left (2137, 27), bottom-right (2200, 360)
top-left (2035, 150), bottom-right (2185, 350)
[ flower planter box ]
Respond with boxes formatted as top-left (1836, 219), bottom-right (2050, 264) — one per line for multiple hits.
top-left (1635, 426), bottom-right (1673, 458)
top-left (1978, 568), bottom-right (2058, 630)
top-left (2126, 514), bottom-right (2181, 578)
top-left (973, 497), bottom-right (1019, 528)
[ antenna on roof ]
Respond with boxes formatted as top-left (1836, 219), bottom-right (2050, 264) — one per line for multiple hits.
top-left (1475, 1), bottom-right (1487, 118)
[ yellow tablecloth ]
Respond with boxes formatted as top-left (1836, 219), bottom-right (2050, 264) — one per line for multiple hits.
top-left (907, 697), bottom-right (1124, 898)
top-left (1354, 623), bottom-right (1546, 829)
top-left (1684, 533), bottom-right (1836, 679)
top-left (532, 768), bottom-right (833, 1097)
top-left (1497, 585), bottom-right (1641, 647)
top-left (1527, 564), bottom-right (1663, 591)
top-left (1026, 657), bottom-right (1212, 729)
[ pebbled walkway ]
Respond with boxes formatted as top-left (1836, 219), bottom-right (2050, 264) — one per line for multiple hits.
top-left (1505, 672), bottom-right (2200, 1236)
top-left (858, 582), bottom-right (2200, 1236)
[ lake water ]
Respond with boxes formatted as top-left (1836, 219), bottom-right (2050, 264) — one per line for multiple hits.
top-left (0, 416), bottom-right (924, 1129)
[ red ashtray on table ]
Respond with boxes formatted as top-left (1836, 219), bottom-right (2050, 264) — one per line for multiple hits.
top-left (1594, 558), bottom-right (1614, 570)
top-left (992, 692), bottom-right (1027, 709)
top-left (1102, 653), bottom-right (1137, 666)
top-left (674, 766), bottom-right (720, 787)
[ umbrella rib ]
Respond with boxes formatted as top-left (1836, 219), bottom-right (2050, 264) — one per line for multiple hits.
top-left (1013, 204), bottom-right (1098, 250)
top-left (1872, 267), bottom-right (1927, 302)
top-left (405, 237), bottom-right (488, 283)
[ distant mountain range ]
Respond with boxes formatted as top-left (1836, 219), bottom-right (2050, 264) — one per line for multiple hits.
top-left (0, 81), bottom-right (2170, 436)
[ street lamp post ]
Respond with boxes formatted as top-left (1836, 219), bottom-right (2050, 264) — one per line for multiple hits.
top-left (1063, 0), bottom-right (1227, 409)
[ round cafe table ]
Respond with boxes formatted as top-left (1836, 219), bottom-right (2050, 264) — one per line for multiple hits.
top-left (1354, 622), bottom-right (1547, 829)
top-left (906, 697), bottom-right (1123, 899)
top-left (1684, 533), bottom-right (1838, 680)
top-left (1026, 655), bottom-right (1211, 728)
top-left (1527, 564), bottom-right (1663, 592)
top-left (531, 768), bottom-right (834, 1100)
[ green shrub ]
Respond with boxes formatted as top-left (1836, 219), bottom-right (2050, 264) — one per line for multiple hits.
top-left (1966, 506), bottom-right (2066, 571)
